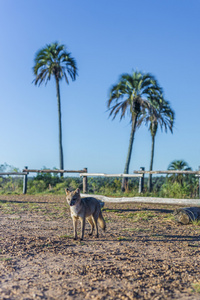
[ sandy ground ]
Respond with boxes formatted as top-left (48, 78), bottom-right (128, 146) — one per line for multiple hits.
top-left (0, 194), bottom-right (200, 300)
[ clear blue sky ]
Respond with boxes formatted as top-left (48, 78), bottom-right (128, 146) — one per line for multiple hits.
top-left (0, 0), bottom-right (200, 174)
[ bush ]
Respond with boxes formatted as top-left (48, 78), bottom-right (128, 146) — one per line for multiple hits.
top-left (34, 172), bottom-right (61, 189)
top-left (0, 176), bottom-right (23, 194)
top-left (28, 180), bottom-right (46, 194)
top-left (159, 182), bottom-right (192, 198)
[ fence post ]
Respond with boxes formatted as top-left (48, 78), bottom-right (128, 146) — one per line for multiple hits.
top-left (139, 167), bottom-right (145, 193)
top-left (23, 166), bottom-right (28, 194)
top-left (199, 166), bottom-right (200, 199)
top-left (83, 168), bottom-right (88, 193)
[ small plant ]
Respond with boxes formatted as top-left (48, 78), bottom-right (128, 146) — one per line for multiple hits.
top-left (162, 214), bottom-right (175, 222)
top-left (192, 219), bottom-right (200, 226)
top-left (102, 208), bottom-right (119, 213)
top-left (127, 211), bottom-right (156, 222)
top-left (122, 227), bottom-right (151, 232)
top-left (192, 281), bottom-right (200, 293)
top-left (59, 234), bottom-right (73, 239)
top-left (0, 257), bottom-right (12, 261)
top-left (117, 236), bottom-right (133, 241)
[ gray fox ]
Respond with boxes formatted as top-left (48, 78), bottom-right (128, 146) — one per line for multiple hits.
top-left (66, 188), bottom-right (106, 240)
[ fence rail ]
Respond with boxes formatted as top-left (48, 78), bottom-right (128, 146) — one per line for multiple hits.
top-left (0, 172), bottom-right (28, 176)
top-left (134, 170), bottom-right (200, 175)
top-left (79, 172), bottom-right (143, 193)
top-left (22, 168), bottom-right (87, 174)
top-left (79, 173), bottom-right (143, 178)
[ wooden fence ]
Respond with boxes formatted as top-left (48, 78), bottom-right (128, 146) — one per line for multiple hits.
top-left (134, 168), bottom-right (200, 197)
top-left (21, 169), bottom-right (143, 194)
top-left (22, 167), bottom-right (88, 194)
top-left (0, 168), bottom-right (143, 194)
top-left (0, 167), bottom-right (200, 196)
top-left (80, 169), bottom-right (200, 196)
top-left (0, 167), bottom-right (88, 194)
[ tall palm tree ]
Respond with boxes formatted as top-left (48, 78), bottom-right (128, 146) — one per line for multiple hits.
top-left (167, 160), bottom-right (192, 186)
top-left (33, 42), bottom-right (78, 174)
top-left (107, 71), bottom-right (162, 191)
top-left (138, 97), bottom-right (175, 191)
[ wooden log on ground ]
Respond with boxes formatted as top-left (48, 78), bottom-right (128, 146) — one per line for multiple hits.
top-left (173, 207), bottom-right (200, 224)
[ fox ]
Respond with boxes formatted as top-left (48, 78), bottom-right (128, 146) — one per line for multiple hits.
top-left (65, 188), bottom-right (106, 240)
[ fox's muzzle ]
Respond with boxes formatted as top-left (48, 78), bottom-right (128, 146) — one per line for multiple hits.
top-left (69, 200), bottom-right (76, 206)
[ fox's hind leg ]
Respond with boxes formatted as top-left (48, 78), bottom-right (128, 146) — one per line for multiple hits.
top-left (92, 213), bottom-right (99, 238)
top-left (87, 216), bottom-right (94, 236)
top-left (98, 210), bottom-right (106, 232)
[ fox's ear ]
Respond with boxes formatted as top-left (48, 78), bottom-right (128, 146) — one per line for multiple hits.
top-left (75, 188), bottom-right (80, 194)
top-left (65, 188), bottom-right (70, 194)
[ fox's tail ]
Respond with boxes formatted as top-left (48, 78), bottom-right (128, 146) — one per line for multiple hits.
top-left (98, 210), bottom-right (106, 231)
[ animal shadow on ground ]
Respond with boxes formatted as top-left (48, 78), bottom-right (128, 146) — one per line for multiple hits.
top-left (148, 234), bottom-right (200, 242)
top-left (0, 199), bottom-right (52, 205)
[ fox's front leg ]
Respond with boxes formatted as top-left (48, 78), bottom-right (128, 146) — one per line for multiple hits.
top-left (72, 216), bottom-right (78, 240)
top-left (80, 217), bottom-right (86, 240)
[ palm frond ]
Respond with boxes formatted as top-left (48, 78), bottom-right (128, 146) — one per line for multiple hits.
top-left (33, 42), bottom-right (78, 86)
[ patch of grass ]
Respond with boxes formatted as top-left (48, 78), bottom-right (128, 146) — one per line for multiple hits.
top-left (79, 241), bottom-right (86, 246)
top-left (122, 227), bottom-right (151, 232)
top-left (192, 219), bottom-right (200, 226)
top-left (0, 203), bottom-right (17, 214)
top-left (162, 214), bottom-right (175, 222)
top-left (59, 234), bottom-right (73, 239)
top-left (127, 211), bottom-right (156, 222)
top-left (8, 216), bottom-right (21, 220)
top-left (192, 281), bottom-right (200, 293)
top-left (188, 243), bottom-right (200, 247)
top-left (117, 236), bottom-right (133, 241)
top-left (52, 205), bottom-right (62, 211)
top-left (103, 208), bottom-right (120, 213)
top-left (0, 257), bottom-right (12, 261)
top-left (102, 216), bottom-right (111, 223)
top-left (127, 213), bottom-right (135, 218)
top-left (0, 201), bottom-right (49, 214)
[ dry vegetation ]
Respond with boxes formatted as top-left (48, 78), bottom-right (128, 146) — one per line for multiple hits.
top-left (0, 194), bottom-right (200, 299)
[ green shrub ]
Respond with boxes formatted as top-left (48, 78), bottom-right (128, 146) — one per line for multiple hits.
top-left (0, 177), bottom-right (22, 194)
top-left (159, 182), bottom-right (192, 198)
top-left (28, 180), bottom-right (46, 194)
top-left (34, 172), bottom-right (61, 189)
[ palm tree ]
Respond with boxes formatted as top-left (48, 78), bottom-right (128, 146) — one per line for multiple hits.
top-left (33, 42), bottom-right (78, 174)
top-left (138, 97), bottom-right (175, 191)
top-left (167, 160), bottom-right (192, 186)
top-left (107, 70), bottom-right (162, 191)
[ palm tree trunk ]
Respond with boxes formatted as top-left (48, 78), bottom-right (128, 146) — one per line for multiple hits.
top-left (148, 133), bottom-right (155, 192)
top-left (55, 78), bottom-right (64, 176)
top-left (122, 114), bottom-right (137, 191)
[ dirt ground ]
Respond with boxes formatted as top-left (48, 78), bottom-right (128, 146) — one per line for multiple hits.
top-left (0, 194), bottom-right (200, 300)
